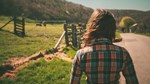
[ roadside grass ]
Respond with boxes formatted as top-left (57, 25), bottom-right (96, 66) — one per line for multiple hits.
top-left (135, 32), bottom-right (150, 37)
top-left (0, 22), bottom-right (63, 66)
top-left (115, 30), bottom-right (122, 38)
top-left (0, 58), bottom-right (86, 83)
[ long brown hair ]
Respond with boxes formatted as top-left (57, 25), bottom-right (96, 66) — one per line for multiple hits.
top-left (84, 9), bottom-right (116, 46)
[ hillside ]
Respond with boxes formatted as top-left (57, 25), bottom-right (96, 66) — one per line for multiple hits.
top-left (0, 0), bottom-right (93, 23)
top-left (0, 0), bottom-right (150, 29)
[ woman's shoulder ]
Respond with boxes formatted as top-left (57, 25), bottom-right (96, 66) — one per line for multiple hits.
top-left (78, 46), bottom-right (93, 54)
top-left (112, 44), bottom-right (130, 54)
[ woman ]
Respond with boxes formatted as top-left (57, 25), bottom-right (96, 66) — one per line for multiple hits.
top-left (70, 9), bottom-right (139, 84)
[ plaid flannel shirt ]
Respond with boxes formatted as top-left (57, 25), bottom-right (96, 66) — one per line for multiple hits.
top-left (70, 38), bottom-right (139, 84)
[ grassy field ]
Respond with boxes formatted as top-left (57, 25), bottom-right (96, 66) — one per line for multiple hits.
top-left (0, 58), bottom-right (86, 84)
top-left (0, 19), bottom-right (87, 83)
top-left (0, 58), bottom-right (72, 83)
top-left (0, 22), bottom-right (64, 65)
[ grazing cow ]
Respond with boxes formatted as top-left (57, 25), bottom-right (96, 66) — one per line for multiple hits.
top-left (36, 22), bottom-right (42, 26)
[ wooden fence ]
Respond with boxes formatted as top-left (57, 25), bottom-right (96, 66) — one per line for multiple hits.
top-left (64, 23), bottom-right (86, 48)
top-left (76, 23), bottom-right (86, 48)
top-left (14, 17), bottom-right (25, 36)
top-left (0, 18), bottom-right (14, 30)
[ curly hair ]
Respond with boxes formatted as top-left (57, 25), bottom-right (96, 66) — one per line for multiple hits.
top-left (83, 9), bottom-right (116, 46)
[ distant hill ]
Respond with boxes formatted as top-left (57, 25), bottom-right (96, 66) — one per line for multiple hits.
top-left (0, 0), bottom-right (150, 30)
top-left (0, 0), bottom-right (93, 23)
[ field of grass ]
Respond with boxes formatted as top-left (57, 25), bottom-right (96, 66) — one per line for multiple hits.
top-left (0, 18), bottom-right (87, 83)
top-left (0, 22), bottom-right (64, 66)
top-left (0, 58), bottom-right (86, 83)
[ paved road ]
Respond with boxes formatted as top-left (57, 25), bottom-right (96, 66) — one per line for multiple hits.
top-left (114, 33), bottom-right (150, 84)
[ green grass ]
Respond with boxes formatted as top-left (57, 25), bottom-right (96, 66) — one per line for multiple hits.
top-left (63, 46), bottom-right (78, 59)
top-left (0, 16), bottom-right (12, 23)
top-left (115, 31), bottom-right (122, 38)
top-left (0, 18), bottom-right (86, 83)
top-left (15, 58), bottom-right (71, 84)
top-left (0, 58), bottom-right (71, 84)
top-left (0, 58), bottom-right (86, 83)
top-left (0, 22), bottom-right (63, 66)
top-left (0, 16), bottom-right (35, 23)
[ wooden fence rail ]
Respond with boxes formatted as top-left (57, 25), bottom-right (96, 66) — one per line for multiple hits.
top-left (0, 18), bottom-right (14, 30)
top-left (64, 23), bottom-right (86, 48)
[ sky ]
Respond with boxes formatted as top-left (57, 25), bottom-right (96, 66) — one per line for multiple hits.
top-left (66, 0), bottom-right (150, 11)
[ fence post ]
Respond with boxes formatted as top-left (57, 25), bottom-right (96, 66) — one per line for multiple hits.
top-left (72, 24), bottom-right (77, 47)
top-left (22, 17), bottom-right (25, 35)
top-left (77, 36), bottom-right (81, 49)
top-left (77, 23), bottom-right (86, 48)
top-left (64, 24), bottom-right (69, 46)
top-left (14, 16), bottom-right (17, 34)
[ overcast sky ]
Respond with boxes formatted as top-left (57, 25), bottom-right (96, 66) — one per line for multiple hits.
top-left (66, 0), bottom-right (150, 11)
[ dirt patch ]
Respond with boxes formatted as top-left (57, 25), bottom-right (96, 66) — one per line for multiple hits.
top-left (0, 47), bottom-right (73, 79)
top-left (0, 51), bottom-right (46, 78)
top-left (44, 51), bottom-right (73, 62)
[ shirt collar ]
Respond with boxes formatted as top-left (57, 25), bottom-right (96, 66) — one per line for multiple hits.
top-left (88, 38), bottom-right (112, 46)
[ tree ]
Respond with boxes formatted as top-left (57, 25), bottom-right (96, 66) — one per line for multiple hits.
top-left (119, 16), bottom-right (136, 32)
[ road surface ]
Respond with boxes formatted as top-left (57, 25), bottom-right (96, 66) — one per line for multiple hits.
top-left (114, 33), bottom-right (150, 84)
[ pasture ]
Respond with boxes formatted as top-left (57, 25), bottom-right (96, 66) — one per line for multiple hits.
top-left (0, 19), bottom-right (87, 83)
top-left (0, 22), bottom-right (64, 65)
